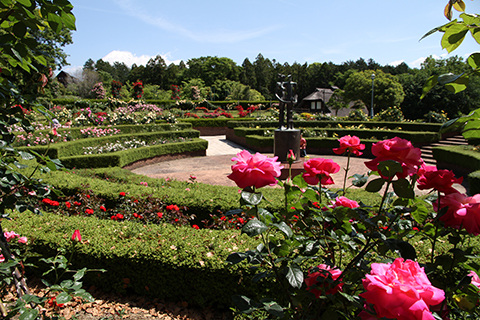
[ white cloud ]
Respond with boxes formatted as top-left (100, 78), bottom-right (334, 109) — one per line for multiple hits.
top-left (410, 54), bottom-right (448, 69)
top-left (388, 60), bottom-right (404, 67)
top-left (102, 50), bottom-right (181, 67)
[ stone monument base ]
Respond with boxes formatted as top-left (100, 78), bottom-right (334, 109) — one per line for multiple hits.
top-left (279, 159), bottom-right (304, 180)
top-left (274, 129), bottom-right (301, 162)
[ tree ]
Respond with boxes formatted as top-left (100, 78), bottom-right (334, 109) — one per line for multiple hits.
top-left (30, 27), bottom-right (73, 71)
top-left (327, 89), bottom-right (350, 116)
top-left (83, 58), bottom-right (95, 71)
top-left (344, 70), bottom-right (405, 113)
top-left (253, 54), bottom-right (275, 99)
top-left (0, 1), bottom-right (77, 317)
top-left (144, 55), bottom-right (167, 86)
top-left (185, 56), bottom-right (240, 87)
top-left (240, 58), bottom-right (257, 89)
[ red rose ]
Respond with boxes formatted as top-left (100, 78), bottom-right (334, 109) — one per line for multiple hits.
top-left (417, 166), bottom-right (463, 194)
top-left (85, 208), bottom-right (94, 215)
top-left (305, 264), bottom-right (343, 297)
top-left (435, 192), bottom-right (480, 235)
top-left (302, 158), bottom-right (340, 185)
top-left (157, 212), bottom-right (163, 218)
top-left (65, 202), bottom-right (71, 208)
top-left (100, 206), bottom-right (106, 212)
top-left (333, 135), bottom-right (365, 156)
top-left (364, 137), bottom-right (423, 179)
top-left (227, 150), bottom-right (283, 189)
top-left (119, 192), bottom-right (126, 196)
top-left (192, 224), bottom-right (200, 230)
top-left (166, 204), bottom-right (180, 211)
top-left (116, 213), bottom-right (124, 220)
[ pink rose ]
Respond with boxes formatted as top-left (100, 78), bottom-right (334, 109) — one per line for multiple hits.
top-left (417, 166), bottom-right (463, 194)
top-left (331, 196), bottom-right (359, 209)
top-left (4, 231), bottom-right (19, 242)
top-left (227, 150), bottom-right (283, 189)
top-left (18, 236), bottom-right (28, 244)
top-left (302, 158), bottom-right (340, 185)
top-left (364, 137), bottom-right (423, 179)
top-left (469, 270), bottom-right (480, 289)
top-left (435, 193), bottom-right (480, 235)
top-left (305, 264), bottom-right (343, 297)
top-left (360, 258), bottom-right (444, 320)
top-left (333, 135), bottom-right (365, 156)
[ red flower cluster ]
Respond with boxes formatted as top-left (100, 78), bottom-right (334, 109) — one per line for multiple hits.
top-left (100, 205), bottom-right (106, 212)
top-left (42, 198), bottom-right (60, 206)
top-left (46, 296), bottom-right (64, 309)
top-left (166, 204), bottom-right (180, 211)
top-left (85, 208), bottom-right (94, 215)
top-left (119, 192), bottom-right (126, 196)
top-left (111, 213), bottom-right (124, 221)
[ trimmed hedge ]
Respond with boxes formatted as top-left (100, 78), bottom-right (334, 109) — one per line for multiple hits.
top-left (2, 211), bottom-right (266, 308)
top-left (180, 118), bottom-right (253, 128)
top-left (59, 138), bottom-right (207, 169)
top-left (227, 120), bottom-right (443, 132)
top-left (35, 166), bottom-right (285, 223)
top-left (21, 129), bottom-right (199, 158)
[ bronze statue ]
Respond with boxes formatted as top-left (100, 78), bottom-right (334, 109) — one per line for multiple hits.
top-left (275, 74), bottom-right (297, 130)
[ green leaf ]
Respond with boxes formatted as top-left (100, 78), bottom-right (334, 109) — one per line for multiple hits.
top-left (441, 23), bottom-right (468, 53)
top-left (241, 190), bottom-right (263, 206)
top-left (365, 178), bottom-right (385, 193)
top-left (378, 160), bottom-right (403, 179)
top-left (60, 11), bottom-right (76, 31)
top-left (467, 52), bottom-right (480, 70)
top-left (421, 75), bottom-right (438, 99)
top-left (272, 222), bottom-right (293, 238)
top-left (286, 264), bottom-right (304, 289)
top-left (73, 268), bottom-right (86, 281)
top-left (261, 299), bottom-right (284, 318)
top-left (392, 178), bottom-right (415, 199)
top-left (411, 203), bottom-right (429, 224)
top-left (444, 75), bottom-right (469, 93)
top-left (76, 291), bottom-right (94, 303)
top-left (19, 308), bottom-right (38, 320)
top-left (18, 151), bottom-right (34, 161)
top-left (351, 173), bottom-right (368, 187)
top-left (13, 22), bottom-right (27, 38)
top-left (242, 219), bottom-right (268, 237)
top-left (16, 0), bottom-right (32, 6)
top-left (232, 295), bottom-right (257, 314)
top-left (55, 292), bottom-right (72, 304)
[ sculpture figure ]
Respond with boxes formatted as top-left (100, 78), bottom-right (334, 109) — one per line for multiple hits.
top-left (275, 74), bottom-right (297, 130)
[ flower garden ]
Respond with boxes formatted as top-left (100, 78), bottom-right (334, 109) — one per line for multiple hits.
top-left (3, 1), bottom-right (480, 318)
top-left (1, 97), bottom-right (480, 320)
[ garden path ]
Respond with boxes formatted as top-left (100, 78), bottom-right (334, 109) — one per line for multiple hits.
top-left (130, 136), bottom-right (467, 195)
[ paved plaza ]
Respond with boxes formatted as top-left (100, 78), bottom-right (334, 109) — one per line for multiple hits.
top-left (130, 136), bottom-right (467, 195)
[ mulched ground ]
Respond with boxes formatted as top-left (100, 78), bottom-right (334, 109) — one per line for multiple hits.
top-left (4, 278), bottom-right (233, 320)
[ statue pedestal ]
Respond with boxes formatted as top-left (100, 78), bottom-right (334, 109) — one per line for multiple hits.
top-left (274, 129), bottom-right (304, 180)
top-left (274, 129), bottom-right (301, 162)
top-left (279, 159), bottom-right (304, 180)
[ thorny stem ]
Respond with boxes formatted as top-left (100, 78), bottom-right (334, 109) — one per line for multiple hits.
top-left (342, 151), bottom-right (351, 196)
top-left (431, 190), bottom-right (442, 264)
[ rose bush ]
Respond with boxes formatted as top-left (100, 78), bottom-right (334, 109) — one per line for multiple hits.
top-left (226, 135), bottom-right (480, 319)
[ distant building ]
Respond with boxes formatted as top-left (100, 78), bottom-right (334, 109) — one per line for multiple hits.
top-left (297, 86), bottom-right (339, 114)
top-left (56, 71), bottom-right (78, 87)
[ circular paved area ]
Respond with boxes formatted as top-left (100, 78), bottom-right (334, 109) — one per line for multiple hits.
top-left (130, 136), bottom-right (467, 195)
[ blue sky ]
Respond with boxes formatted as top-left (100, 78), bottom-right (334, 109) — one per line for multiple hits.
top-left (62, 0), bottom-right (480, 75)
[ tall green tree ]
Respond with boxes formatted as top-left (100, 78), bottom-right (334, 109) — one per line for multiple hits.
top-left (185, 56), bottom-right (240, 87)
top-left (344, 70), bottom-right (405, 114)
top-left (144, 55), bottom-right (167, 86)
